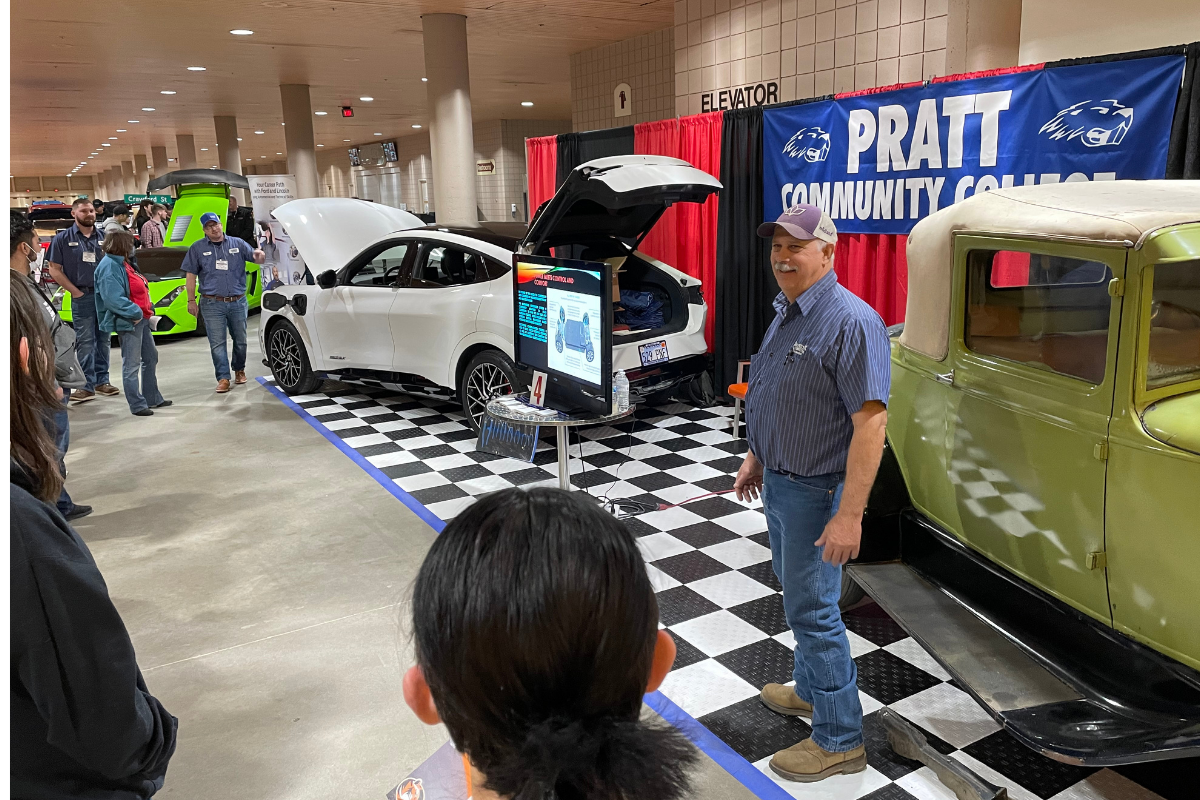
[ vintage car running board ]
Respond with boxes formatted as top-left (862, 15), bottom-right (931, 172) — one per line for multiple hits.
top-left (849, 513), bottom-right (1200, 765)
top-left (877, 709), bottom-right (1006, 800)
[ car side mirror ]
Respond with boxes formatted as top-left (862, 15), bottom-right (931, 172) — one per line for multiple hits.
top-left (316, 269), bottom-right (337, 289)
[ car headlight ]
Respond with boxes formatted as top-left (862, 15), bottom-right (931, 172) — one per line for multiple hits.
top-left (155, 286), bottom-right (184, 308)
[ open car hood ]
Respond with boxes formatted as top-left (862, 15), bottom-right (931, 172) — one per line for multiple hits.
top-left (520, 155), bottom-right (721, 254)
top-left (270, 198), bottom-right (424, 272)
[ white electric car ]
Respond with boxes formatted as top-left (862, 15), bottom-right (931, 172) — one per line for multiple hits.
top-left (259, 155), bottom-right (721, 428)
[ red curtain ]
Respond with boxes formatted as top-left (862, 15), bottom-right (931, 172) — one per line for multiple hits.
top-left (679, 112), bottom-right (724, 348)
top-left (525, 135), bottom-right (558, 219)
top-left (834, 234), bottom-right (909, 326)
top-left (633, 119), bottom-right (681, 269)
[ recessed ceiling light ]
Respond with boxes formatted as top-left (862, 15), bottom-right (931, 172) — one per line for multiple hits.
top-left (116, 129), bottom-right (126, 132)
top-left (260, 155), bottom-right (266, 158)
top-left (254, 130), bottom-right (265, 134)
top-left (109, 137), bottom-right (118, 140)
top-left (168, 158), bottom-right (175, 162)
top-left (200, 148), bottom-right (209, 151)
top-left (276, 152), bottom-right (282, 155)
top-left (246, 158), bottom-right (252, 161)
top-left (373, 132), bottom-right (382, 136)
top-left (237, 137), bottom-right (243, 141)
top-left (128, 120), bottom-right (139, 123)
top-left (187, 66), bottom-right (206, 71)
top-left (102, 143), bottom-right (111, 147)
top-left (161, 90), bottom-right (176, 95)
top-left (359, 96), bottom-right (373, 101)
top-left (315, 111), bottom-right (328, 116)
top-left (521, 101), bottom-right (534, 107)
top-left (230, 29), bottom-right (254, 35)
top-left (142, 107), bottom-right (155, 111)
top-left (421, 77), bottom-right (428, 82)
top-left (317, 144), bottom-right (324, 147)
top-left (88, 156), bottom-right (94, 158)
top-left (343, 139), bottom-right (351, 142)
top-left (412, 124), bottom-right (422, 129)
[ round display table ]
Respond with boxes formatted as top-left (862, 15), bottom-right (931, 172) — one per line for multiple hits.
top-left (485, 396), bottom-right (634, 491)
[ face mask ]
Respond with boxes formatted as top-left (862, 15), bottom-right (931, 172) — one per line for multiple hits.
top-left (24, 242), bottom-right (39, 264)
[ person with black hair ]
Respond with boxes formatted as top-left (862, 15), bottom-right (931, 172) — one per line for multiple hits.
top-left (10, 273), bottom-right (178, 798)
top-left (405, 488), bottom-right (697, 800)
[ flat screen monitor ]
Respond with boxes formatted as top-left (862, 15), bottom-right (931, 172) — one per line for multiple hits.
top-left (348, 147), bottom-right (361, 167)
top-left (514, 254), bottom-right (613, 417)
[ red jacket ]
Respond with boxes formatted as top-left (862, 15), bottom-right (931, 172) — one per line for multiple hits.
top-left (125, 262), bottom-right (152, 319)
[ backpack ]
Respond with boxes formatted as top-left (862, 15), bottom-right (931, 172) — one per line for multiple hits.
top-left (28, 278), bottom-right (87, 390)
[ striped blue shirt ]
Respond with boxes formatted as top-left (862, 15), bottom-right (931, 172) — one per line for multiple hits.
top-left (745, 270), bottom-right (891, 477)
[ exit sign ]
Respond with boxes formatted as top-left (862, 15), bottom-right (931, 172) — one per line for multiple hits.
top-left (341, 106), bottom-right (354, 117)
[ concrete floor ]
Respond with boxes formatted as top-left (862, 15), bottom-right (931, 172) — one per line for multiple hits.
top-left (65, 316), bottom-right (757, 800)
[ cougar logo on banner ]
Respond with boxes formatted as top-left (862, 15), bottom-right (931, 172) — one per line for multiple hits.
top-left (783, 127), bottom-right (831, 163)
top-left (1039, 99), bottom-right (1134, 147)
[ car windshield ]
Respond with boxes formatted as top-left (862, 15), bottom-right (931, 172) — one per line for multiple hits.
top-left (1147, 259), bottom-right (1200, 390)
top-left (136, 248), bottom-right (187, 282)
top-left (33, 219), bottom-right (74, 241)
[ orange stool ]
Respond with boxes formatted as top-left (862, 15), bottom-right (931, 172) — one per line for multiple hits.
top-left (728, 360), bottom-right (750, 437)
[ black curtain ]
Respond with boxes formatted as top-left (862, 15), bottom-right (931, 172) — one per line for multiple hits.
top-left (714, 107), bottom-right (774, 396)
top-left (1167, 42), bottom-right (1200, 179)
top-left (555, 127), bottom-right (635, 187)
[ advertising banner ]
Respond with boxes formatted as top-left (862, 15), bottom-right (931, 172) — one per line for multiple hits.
top-left (247, 174), bottom-right (306, 288)
top-left (763, 56), bottom-right (1185, 235)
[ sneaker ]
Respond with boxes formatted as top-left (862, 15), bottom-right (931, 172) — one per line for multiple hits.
top-left (133, 408), bottom-right (154, 416)
top-left (216, 379), bottom-right (231, 394)
top-left (760, 684), bottom-right (814, 718)
top-left (70, 390), bottom-right (96, 403)
top-left (64, 504), bottom-right (94, 521)
top-left (234, 370), bottom-right (247, 384)
top-left (153, 399), bottom-right (174, 408)
top-left (95, 383), bottom-right (121, 396)
top-left (770, 738), bottom-right (867, 783)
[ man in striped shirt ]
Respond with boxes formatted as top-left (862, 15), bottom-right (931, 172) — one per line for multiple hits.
top-left (734, 204), bottom-right (890, 783)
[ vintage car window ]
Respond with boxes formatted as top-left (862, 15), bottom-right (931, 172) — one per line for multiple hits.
top-left (347, 243), bottom-right (409, 287)
top-left (410, 244), bottom-right (480, 288)
top-left (965, 249), bottom-right (1114, 384)
top-left (1147, 259), bottom-right (1200, 389)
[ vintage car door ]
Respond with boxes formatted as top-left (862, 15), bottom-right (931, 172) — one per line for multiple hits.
top-left (944, 235), bottom-right (1128, 625)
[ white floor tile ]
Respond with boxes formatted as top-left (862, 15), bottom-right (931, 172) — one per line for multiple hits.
top-left (667, 463), bottom-right (725, 483)
top-left (751, 758), bottom-right (891, 800)
top-left (1049, 769), bottom-right (1167, 800)
top-left (702, 538), bottom-right (772, 569)
top-left (394, 472), bottom-right (451, 492)
top-left (846, 630), bottom-right (879, 658)
top-left (324, 416), bottom-right (375, 431)
top-left (658, 659), bottom-right (759, 718)
top-left (858, 690), bottom-right (885, 717)
top-left (349, 406), bottom-right (389, 417)
top-left (646, 563), bottom-right (682, 592)
top-left (888, 683), bottom-right (1000, 749)
top-left (714, 509), bottom-right (769, 534)
top-left (425, 496), bottom-right (477, 520)
top-left (303, 404), bottom-right (345, 416)
top-left (604, 459), bottom-right (657, 480)
top-left (395, 435), bottom-right (443, 450)
top-left (884, 639), bottom-right (951, 681)
top-left (341, 432), bottom-right (392, 448)
top-left (670, 610), bottom-right (769, 656)
top-left (949, 752), bottom-right (1041, 800)
top-left (481, 458), bottom-right (540, 475)
top-left (896, 766), bottom-right (960, 800)
top-left (459, 475), bottom-right (518, 495)
top-left (677, 445), bottom-right (734, 463)
top-left (637, 532), bottom-right (694, 562)
top-left (633, 426), bottom-right (683, 443)
top-left (372, 419), bottom-right (416, 433)
top-left (625, 442), bottom-right (672, 460)
top-left (654, 484), bottom-right (705, 505)
top-left (365, 450), bottom-right (417, 468)
top-left (638, 506), bottom-right (706, 531)
top-left (425, 453), bottom-right (476, 471)
top-left (687, 571), bottom-right (775, 608)
top-left (688, 428), bottom-right (736, 445)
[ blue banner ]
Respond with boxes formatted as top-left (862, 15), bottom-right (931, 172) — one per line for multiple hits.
top-left (763, 56), bottom-right (1185, 235)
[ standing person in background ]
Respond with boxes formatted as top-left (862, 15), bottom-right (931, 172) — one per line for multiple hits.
top-left (11, 221), bottom-right (91, 521)
top-left (94, 230), bottom-right (169, 417)
top-left (10, 274), bottom-right (179, 798)
top-left (224, 194), bottom-right (256, 244)
top-left (181, 212), bottom-right (264, 393)
top-left (102, 203), bottom-right (132, 235)
top-left (139, 204), bottom-right (168, 248)
top-left (45, 198), bottom-right (120, 403)
top-left (133, 199), bottom-right (154, 236)
top-left (92, 199), bottom-right (108, 224)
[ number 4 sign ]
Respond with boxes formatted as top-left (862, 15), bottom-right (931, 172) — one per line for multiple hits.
top-left (530, 371), bottom-right (548, 407)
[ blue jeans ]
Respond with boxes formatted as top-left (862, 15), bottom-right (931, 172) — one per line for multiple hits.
top-left (762, 468), bottom-right (864, 753)
top-left (52, 394), bottom-right (73, 514)
top-left (118, 318), bottom-right (165, 413)
top-left (199, 297), bottom-right (248, 382)
top-left (71, 290), bottom-right (110, 391)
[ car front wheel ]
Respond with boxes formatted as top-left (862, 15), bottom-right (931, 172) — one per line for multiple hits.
top-left (460, 350), bottom-right (518, 431)
top-left (268, 319), bottom-right (321, 395)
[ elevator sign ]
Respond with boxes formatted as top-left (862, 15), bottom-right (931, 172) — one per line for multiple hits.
top-left (614, 83), bottom-right (632, 118)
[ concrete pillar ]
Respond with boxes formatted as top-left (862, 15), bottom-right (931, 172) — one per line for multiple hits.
top-left (98, 169), bottom-right (108, 200)
top-left (175, 134), bottom-right (198, 170)
top-left (422, 14), bottom-right (478, 225)
top-left (151, 145), bottom-right (169, 175)
top-left (121, 160), bottom-right (136, 196)
top-left (245, 165), bottom-right (258, 175)
top-left (273, 160), bottom-right (288, 174)
top-left (134, 154), bottom-right (149, 193)
top-left (112, 164), bottom-right (126, 201)
top-left (279, 84), bottom-right (320, 198)
top-left (214, 115), bottom-right (247, 203)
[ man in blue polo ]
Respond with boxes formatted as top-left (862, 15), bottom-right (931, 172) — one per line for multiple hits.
top-left (181, 211), bottom-right (265, 393)
top-left (734, 204), bottom-right (890, 783)
top-left (46, 198), bottom-right (121, 402)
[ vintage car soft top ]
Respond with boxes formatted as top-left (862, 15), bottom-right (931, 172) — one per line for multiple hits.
top-left (901, 180), bottom-right (1200, 360)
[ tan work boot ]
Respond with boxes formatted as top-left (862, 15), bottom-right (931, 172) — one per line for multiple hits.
top-left (234, 370), bottom-right (247, 384)
top-left (760, 683), bottom-right (813, 718)
top-left (216, 379), bottom-right (231, 394)
top-left (770, 738), bottom-right (867, 782)
top-left (95, 383), bottom-right (120, 396)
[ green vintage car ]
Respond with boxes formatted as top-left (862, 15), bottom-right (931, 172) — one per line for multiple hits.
top-left (58, 168), bottom-right (262, 334)
top-left (849, 180), bottom-right (1200, 765)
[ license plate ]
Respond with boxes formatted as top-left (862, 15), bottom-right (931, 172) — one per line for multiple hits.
top-left (638, 340), bottom-right (670, 366)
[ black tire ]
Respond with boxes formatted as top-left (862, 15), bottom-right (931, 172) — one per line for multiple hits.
top-left (267, 319), bottom-right (321, 395)
top-left (555, 333), bottom-right (564, 353)
top-left (838, 572), bottom-right (867, 610)
top-left (585, 344), bottom-right (594, 362)
top-left (460, 349), bottom-right (518, 431)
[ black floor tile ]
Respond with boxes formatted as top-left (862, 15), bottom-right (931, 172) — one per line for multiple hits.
top-left (410, 444), bottom-right (460, 460)
top-left (329, 425), bottom-right (376, 440)
top-left (465, 450), bottom-right (504, 463)
top-left (654, 436), bottom-right (710, 453)
top-left (341, 400), bottom-right (380, 411)
top-left (441, 464), bottom-right (493, 482)
top-left (583, 450), bottom-right (632, 468)
top-left (670, 521), bottom-right (741, 549)
top-left (861, 709), bottom-right (956, 781)
top-left (629, 471), bottom-right (687, 492)
top-left (747, 530), bottom-right (771, 549)
top-left (698, 695), bottom-right (811, 764)
top-left (740, 561), bottom-right (782, 592)
top-left (715, 438), bottom-right (750, 454)
top-left (652, 551), bottom-right (731, 583)
top-left (963, 730), bottom-right (1097, 798)
top-left (355, 442), bottom-right (403, 457)
top-left (728, 593), bottom-right (789, 636)
top-left (620, 516), bottom-right (658, 538)
top-left (717, 638), bottom-right (796, 688)
top-left (532, 448), bottom-right (559, 466)
top-left (656, 586), bottom-right (721, 626)
top-left (503, 467), bottom-right (555, 486)
top-left (679, 408), bottom-right (724, 421)
top-left (358, 412), bottom-right (401, 425)
top-left (681, 495), bottom-right (746, 520)
top-left (666, 421), bottom-right (710, 437)
top-left (859, 785), bottom-right (919, 800)
top-left (694, 474), bottom-right (736, 493)
top-left (381, 462), bottom-right (432, 479)
top-left (439, 429), bottom-right (477, 443)
top-left (409, 484), bottom-right (469, 505)
top-left (642, 452), bottom-right (695, 471)
top-left (387, 427), bottom-right (428, 441)
top-left (844, 604), bottom-right (909, 647)
top-left (570, 468), bottom-right (617, 489)
top-left (310, 411), bottom-right (355, 422)
top-left (854, 650), bottom-right (942, 706)
top-left (665, 631), bottom-right (708, 670)
top-left (708, 455), bottom-right (749, 474)
top-left (417, 414), bottom-right (452, 426)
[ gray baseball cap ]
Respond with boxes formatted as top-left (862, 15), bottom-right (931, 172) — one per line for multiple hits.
top-left (757, 203), bottom-right (838, 244)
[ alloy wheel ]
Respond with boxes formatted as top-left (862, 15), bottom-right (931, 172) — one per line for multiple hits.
top-left (269, 327), bottom-right (302, 389)
top-left (465, 362), bottom-right (512, 429)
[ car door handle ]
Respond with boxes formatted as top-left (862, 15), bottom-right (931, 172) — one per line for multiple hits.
top-left (935, 370), bottom-right (955, 386)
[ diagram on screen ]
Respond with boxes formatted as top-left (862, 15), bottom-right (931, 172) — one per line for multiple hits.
top-left (547, 286), bottom-right (601, 385)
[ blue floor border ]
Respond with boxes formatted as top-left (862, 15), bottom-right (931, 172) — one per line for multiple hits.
top-left (261, 377), bottom-right (787, 800)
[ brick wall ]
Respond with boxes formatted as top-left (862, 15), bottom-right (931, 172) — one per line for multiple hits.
top-left (570, 28), bottom-right (677, 132)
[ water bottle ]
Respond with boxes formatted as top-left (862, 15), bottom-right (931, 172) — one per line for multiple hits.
top-left (614, 370), bottom-right (630, 413)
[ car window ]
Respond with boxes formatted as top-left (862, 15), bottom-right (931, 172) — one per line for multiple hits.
top-left (410, 244), bottom-right (480, 288)
top-left (347, 243), bottom-right (410, 287)
top-left (964, 249), bottom-right (1114, 384)
top-left (1147, 259), bottom-right (1200, 390)
top-left (478, 256), bottom-right (511, 283)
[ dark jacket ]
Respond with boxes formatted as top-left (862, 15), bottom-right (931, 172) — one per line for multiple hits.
top-left (10, 459), bottom-right (177, 799)
top-left (225, 205), bottom-right (256, 244)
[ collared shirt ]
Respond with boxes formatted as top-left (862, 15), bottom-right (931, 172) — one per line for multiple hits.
top-left (180, 235), bottom-right (254, 297)
top-left (745, 270), bottom-right (891, 477)
top-left (46, 223), bottom-right (104, 288)
top-left (140, 219), bottom-right (166, 248)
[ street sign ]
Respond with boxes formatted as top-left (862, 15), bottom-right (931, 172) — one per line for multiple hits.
top-left (125, 193), bottom-right (173, 204)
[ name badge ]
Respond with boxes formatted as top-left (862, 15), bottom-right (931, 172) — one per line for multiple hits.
top-left (67, 241), bottom-right (79, 247)
top-left (216, 259), bottom-right (229, 271)
top-left (82, 251), bottom-right (96, 263)
top-left (202, 251), bottom-right (212, 256)
top-left (791, 342), bottom-right (807, 356)
top-left (229, 248), bottom-right (239, 253)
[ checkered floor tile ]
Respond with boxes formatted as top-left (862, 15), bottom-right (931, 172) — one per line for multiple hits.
top-left (272, 380), bottom-right (1192, 800)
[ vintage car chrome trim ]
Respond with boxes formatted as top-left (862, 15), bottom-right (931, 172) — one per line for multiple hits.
top-left (951, 230), bottom-right (1135, 248)
top-left (1135, 219), bottom-right (1200, 249)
